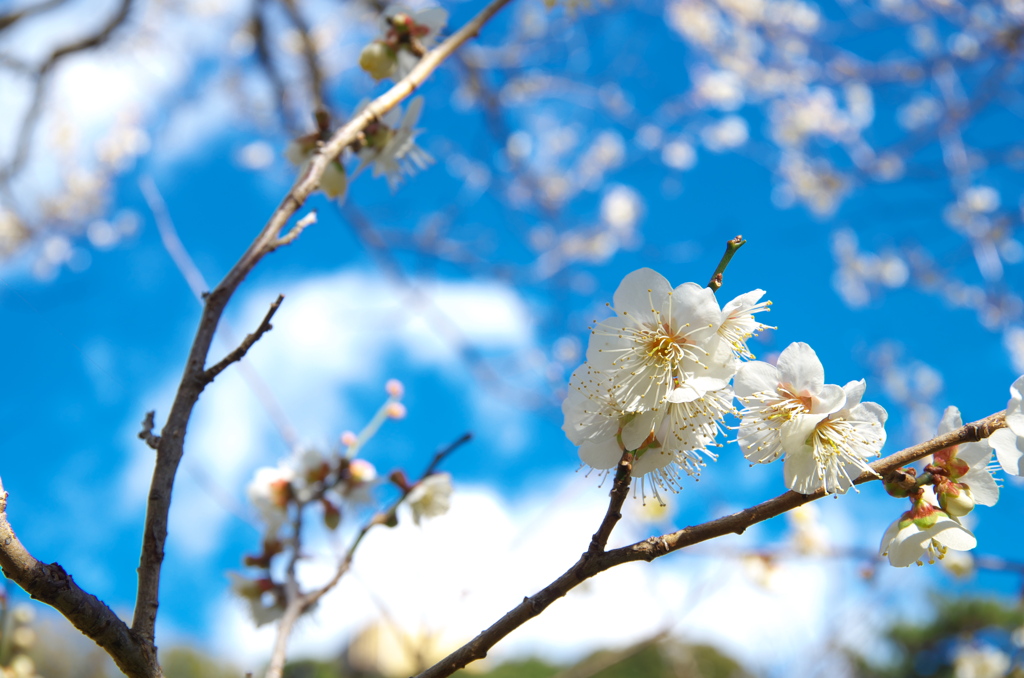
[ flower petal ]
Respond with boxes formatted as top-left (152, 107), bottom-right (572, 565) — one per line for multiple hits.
top-left (621, 409), bottom-right (659, 450)
top-left (776, 342), bottom-right (825, 396)
top-left (938, 406), bottom-right (963, 436)
top-left (962, 467), bottom-right (999, 507)
top-left (780, 412), bottom-right (828, 456)
top-left (734, 361), bottom-right (780, 399)
top-left (611, 268), bottom-right (671, 328)
top-left (888, 525), bottom-right (931, 567)
top-left (989, 428), bottom-right (1024, 476)
top-left (811, 383), bottom-right (847, 415)
top-left (783, 448), bottom-right (823, 495)
top-left (579, 437), bottom-right (623, 470)
top-left (929, 518), bottom-right (977, 551)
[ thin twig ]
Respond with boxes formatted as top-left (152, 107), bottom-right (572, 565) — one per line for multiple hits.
top-left (277, 0), bottom-right (330, 115)
top-left (139, 176), bottom-right (208, 299)
top-left (252, 0), bottom-right (300, 134)
top-left (706, 235), bottom-right (746, 293)
top-left (422, 432), bottom-right (473, 477)
top-left (585, 450), bottom-right (633, 556)
top-left (263, 432), bottom-right (473, 678)
top-left (275, 210), bottom-right (317, 248)
top-left (0, 0), bottom-right (133, 185)
top-left (139, 174), bottom-right (299, 447)
top-left (0, 0), bottom-right (68, 32)
top-left (413, 411), bottom-right (1007, 678)
top-left (265, 503), bottom-right (306, 678)
top-left (203, 295), bottom-right (285, 385)
top-left (138, 411), bottom-right (160, 450)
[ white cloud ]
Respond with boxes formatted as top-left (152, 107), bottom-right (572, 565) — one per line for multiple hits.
top-left (120, 269), bottom-right (538, 559)
top-left (210, 475), bottom-right (885, 675)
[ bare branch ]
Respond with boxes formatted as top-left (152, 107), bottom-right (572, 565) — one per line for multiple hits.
top-left (422, 432), bottom-right (473, 477)
top-left (414, 411), bottom-right (1007, 678)
top-left (130, 0), bottom-right (516, 647)
top-left (0, 478), bottom-right (159, 678)
top-left (276, 0), bottom-right (330, 115)
top-left (274, 210), bottom-right (317, 249)
top-left (138, 411), bottom-right (160, 450)
top-left (0, 0), bottom-right (134, 185)
top-left (264, 432), bottom-right (472, 678)
top-left (202, 295), bottom-right (285, 385)
top-left (585, 451), bottom-right (633, 556)
top-left (0, 0), bottom-right (68, 32)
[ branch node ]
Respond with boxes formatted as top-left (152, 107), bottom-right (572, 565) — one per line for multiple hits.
top-left (276, 211), bottom-right (318, 249)
top-left (202, 295), bottom-right (285, 385)
top-left (138, 411), bottom-right (160, 450)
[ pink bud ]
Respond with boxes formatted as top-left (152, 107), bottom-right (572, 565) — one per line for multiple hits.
top-left (340, 431), bottom-right (358, 447)
top-left (385, 379), bottom-right (405, 399)
top-left (386, 402), bottom-right (407, 420)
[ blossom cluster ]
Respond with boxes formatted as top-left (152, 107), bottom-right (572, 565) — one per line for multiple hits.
top-left (878, 376), bottom-right (1024, 568)
top-left (232, 381), bottom-right (406, 625)
top-left (562, 267), bottom-right (893, 502)
top-left (735, 342), bottom-right (888, 495)
top-left (285, 95), bottom-right (432, 200)
top-left (562, 268), bottom-right (767, 500)
top-left (283, 7), bottom-right (446, 200)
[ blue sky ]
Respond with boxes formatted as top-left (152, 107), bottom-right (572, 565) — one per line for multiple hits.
top-left (1, 0), bottom-right (1023, 672)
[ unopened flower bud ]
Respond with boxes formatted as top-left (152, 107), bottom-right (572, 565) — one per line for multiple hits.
top-left (322, 498), bottom-right (341, 530)
top-left (349, 458), bottom-right (377, 484)
top-left (321, 160), bottom-right (347, 200)
top-left (389, 469), bottom-right (411, 492)
top-left (341, 430), bottom-right (358, 447)
top-left (386, 401), bottom-right (407, 419)
top-left (385, 378), bottom-right (405, 398)
top-left (939, 482), bottom-right (975, 517)
top-left (359, 41), bottom-right (397, 80)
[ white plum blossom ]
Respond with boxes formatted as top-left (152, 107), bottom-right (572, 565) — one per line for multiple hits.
top-left (354, 97), bottom-right (433, 191)
top-left (287, 446), bottom-right (329, 502)
top-left (586, 268), bottom-right (739, 414)
top-left (736, 343), bottom-right (886, 494)
top-left (781, 379), bottom-right (887, 495)
top-left (227, 572), bottom-right (284, 627)
top-left (989, 375), bottom-right (1024, 476)
top-left (358, 7), bottom-right (448, 82)
top-left (570, 268), bottom-right (770, 498)
top-left (389, 7), bottom-right (448, 79)
top-left (247, 466), bottom-right (294, 534)
top-left (562, 364), bottom-right (629, 472)
top-left (937, 406), bottom-right (1000, 508)
top-left (717, 289), bottom-right (772, 359)
top-left (735, 341), bottom-right (847, 464)
top-left (406, 473), bottom-right (453, 525)
top-left (953, 644), bottom-right (1012, 678)
top-left (284, 138), bottom-right (348, 200)
top-left (879, 505), bottom-right (977, 567)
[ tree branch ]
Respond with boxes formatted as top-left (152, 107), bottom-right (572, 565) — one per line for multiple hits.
top-left (0, 0), bottom-right (133, 185)
top-left (202, 295), bottom-right (284, 385)
top-left (262, 432), bottom-right (473, 678)
top-left (129, 0), bottom-right (516, 650)
top-left (0, 478), bottom-right (159, 677)
top-left (413, 410), bottom-right (1007, 678)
